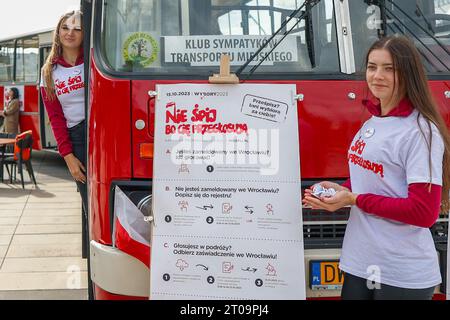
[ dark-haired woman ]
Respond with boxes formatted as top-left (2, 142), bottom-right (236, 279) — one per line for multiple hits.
top-left (303, 35), bottom-right (450, 300)
top-left (1, 87), bottom-right (20, 134)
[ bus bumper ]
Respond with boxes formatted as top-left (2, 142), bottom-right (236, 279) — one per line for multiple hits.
top-left (90, 240), bottom-right (149, 299)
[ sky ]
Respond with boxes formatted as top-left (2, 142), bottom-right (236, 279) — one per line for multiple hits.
top-left (0, 0), bottom-right (81, 40)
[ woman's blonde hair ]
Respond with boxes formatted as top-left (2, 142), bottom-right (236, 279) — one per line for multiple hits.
top-left (41, 10), bottom-right (83, 100)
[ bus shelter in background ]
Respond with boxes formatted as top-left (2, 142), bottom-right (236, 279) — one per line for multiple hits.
top-left (79, 0), bottom-right (450, 300)
top-left (0, 29), bottom-right (57, 151)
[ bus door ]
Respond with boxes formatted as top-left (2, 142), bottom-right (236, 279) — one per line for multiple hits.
top-left (39, 46), bottom-right (57, 149)
top-left (0, 40), bottom-right (14, 131)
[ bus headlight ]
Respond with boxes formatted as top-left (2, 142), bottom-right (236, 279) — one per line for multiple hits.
top-left (137, 195), bottom-right (153, 222)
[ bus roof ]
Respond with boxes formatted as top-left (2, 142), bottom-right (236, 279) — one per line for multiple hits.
top-left (0, 27), bottom-right (53, 43)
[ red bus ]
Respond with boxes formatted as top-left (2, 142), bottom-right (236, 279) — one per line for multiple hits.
top-left (82, 0), bottom-right (450, 300)
top-left (0, 29), bottom-right (58, 150)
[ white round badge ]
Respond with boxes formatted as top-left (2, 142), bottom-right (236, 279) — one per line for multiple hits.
top-left (364, 128), bottom-right (375, 139)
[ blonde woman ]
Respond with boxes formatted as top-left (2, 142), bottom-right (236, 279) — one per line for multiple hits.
top-left (40, 11), bottom-right (86, 211)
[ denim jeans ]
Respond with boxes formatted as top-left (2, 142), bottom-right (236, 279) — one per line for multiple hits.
top-left (68, 120), bottom-right (88, 216)
top-left (341, 272), bottom-right (436, 300)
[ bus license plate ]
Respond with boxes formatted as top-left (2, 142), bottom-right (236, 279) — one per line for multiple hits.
top-left (310, 260), bottom-right (344, 290)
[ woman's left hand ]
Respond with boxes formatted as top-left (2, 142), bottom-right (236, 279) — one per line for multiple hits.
top-left (64, 153), bottom-right (86, 184)
top-left (303, 190), bottom-right (358, 212)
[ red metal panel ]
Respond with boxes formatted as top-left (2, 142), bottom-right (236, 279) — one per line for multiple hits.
top-left (19, 114), bottom-right (41, 150)
top-left (94, 284), bottom-right (148, 300)
top-left (88, 56), bottom-right (132, 245)
top-left (429, 81), bottom-right (450, 127)
top-left (24, 84), bottom-right (39, 113)
top-left (20, 84), bottom-right (42, 149)
top-left (297, 80), bottom-right (370, 179)
top-left (131, 80), bottom-right (154, 179)
top-left (89, 181), bottom-right (106, 244)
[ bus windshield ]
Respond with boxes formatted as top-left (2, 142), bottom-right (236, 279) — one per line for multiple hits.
top-left (101, 0), bottom-right (450, 75)
top-left (102, 0), bottom-right (343, 75)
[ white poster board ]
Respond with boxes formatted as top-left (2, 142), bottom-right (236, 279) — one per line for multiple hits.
top-left (3, 86), bottom-right (25, 112)
top-left (151, 84), bottom-right (305, 300)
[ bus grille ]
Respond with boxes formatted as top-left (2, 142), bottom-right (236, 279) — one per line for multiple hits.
top-left (302, 208), bottom-right (448, 250)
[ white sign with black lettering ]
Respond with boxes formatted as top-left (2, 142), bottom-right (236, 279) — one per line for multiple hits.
top-left (150, 84), bottom-right (305, 300)
top-left (164, 35), bottom-right (299, 66)
top-left (241, 94), bottom-right (289, 123)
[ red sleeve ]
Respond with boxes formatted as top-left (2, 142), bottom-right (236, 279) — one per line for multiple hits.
top-left (40, 87), bottom-right (73, 157)
top-left (356, 183), bottom-right (441, 228)
top-left (342, 179), bottom-right (352, 191)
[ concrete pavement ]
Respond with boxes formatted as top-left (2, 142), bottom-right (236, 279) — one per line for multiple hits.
top-left (0, 151), bottom-right (88, 300)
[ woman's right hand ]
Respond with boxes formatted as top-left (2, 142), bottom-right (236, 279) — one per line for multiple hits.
top-left (303, 180), bottom-right (352, 210)
top-left (303, 189), bottom-right (357, 212)
top-left (64, 153), bottom-right (86, 184)
top-left (304, 181), bottom-right (348, 197)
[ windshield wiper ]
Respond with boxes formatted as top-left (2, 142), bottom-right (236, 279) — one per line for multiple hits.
top-left (385, 0), bottom-right (450, 59)
top-left (385, 20), bottom-right (439, 69)
top-left (384, 10), bottom-right (449, 71)
top-left (383, 0), bottom-right (450, 71)
top-left (385, 11), bottom-right (449, 71)
top-left (305, 0), bottom-right (316, 68)
top-left (236, 0), bottom-right (321, 80)
top-left (415, 2), bottom-right (434, 34)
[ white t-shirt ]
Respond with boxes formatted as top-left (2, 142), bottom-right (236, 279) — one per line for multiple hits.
top-left (340, 110), bottom-right (444, 289)
top-left (40, 63), bottom-right (85, 129)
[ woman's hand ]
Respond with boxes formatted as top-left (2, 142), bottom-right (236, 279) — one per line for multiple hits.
top-left (303, 190), bottom-right (357, 212)
top-left (64, 153), bottom-right (86, 184)
top-left (304, 181), bottom-right (350, 198)
top-left (303, 181), bottom-right (356, 212)
top-left (308, 181), bottom-right (349, 193)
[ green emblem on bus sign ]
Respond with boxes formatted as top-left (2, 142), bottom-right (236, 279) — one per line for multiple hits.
top-left (123, 32), bottom-right (158, 67)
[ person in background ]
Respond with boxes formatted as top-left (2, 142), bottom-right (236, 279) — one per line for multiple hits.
top-left (303, 35), bottom-right (450, 300)
top-left (1, 87), bottom-right (20, 134)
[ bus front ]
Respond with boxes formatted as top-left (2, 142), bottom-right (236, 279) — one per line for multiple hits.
top-left (87, 0), bottom-right (450, 300)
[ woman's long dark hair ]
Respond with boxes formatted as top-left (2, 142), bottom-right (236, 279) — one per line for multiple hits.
top-left (366, 35), bottom-right (450, 214)
top-left (10, 87), bottom-right (19, 100)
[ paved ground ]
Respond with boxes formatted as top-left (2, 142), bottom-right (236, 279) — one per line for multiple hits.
top-left (0, 151), bottom-right (88, 300)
